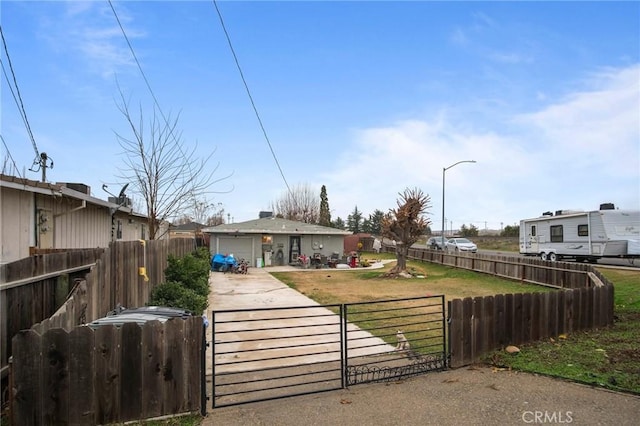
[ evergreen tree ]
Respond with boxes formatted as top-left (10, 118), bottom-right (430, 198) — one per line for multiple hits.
top-left (368, 209), bottom-right (385, 235)
top-left (319, 185), bottom-right (331, 227)
top-left (501, 225), bottom-right (519, 237)
top-left (347, 206), bottom-right (364, 233)
top-left (332, 217), bottom-right (346, 229)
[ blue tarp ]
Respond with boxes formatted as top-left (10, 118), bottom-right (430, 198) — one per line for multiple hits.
top-left (211, 253), bottom-right (238, 272)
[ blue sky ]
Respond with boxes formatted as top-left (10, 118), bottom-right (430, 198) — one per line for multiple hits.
top-left (2, 1), bottom-right (639, 231)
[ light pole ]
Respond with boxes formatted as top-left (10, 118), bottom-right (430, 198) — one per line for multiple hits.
top-left (442, 160), bottom-right (476, 242)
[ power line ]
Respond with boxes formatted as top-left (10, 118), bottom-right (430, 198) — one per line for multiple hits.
top-left (0, 25), bottom-right (41, 166)
top-left (211, 0), bottom-right (292, 196)
top-left (107, 0), bottom-right (194, 176)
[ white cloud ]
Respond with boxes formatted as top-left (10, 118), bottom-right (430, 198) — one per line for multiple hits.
top-left (322, 64), bottom-right (640, 228)
top-left (516, 65), bottom-right (640, 177)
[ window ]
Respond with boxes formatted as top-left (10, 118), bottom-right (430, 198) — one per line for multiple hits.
top-left (531, 225), bottom-right (536, 237)
top-left (550, 225), bottom-right (563, 243)
top-left (577, 224), bottom-right (588, 237)
top-left (262, 235), bottom-right (272, 244)
top-left (116, 220), bottom-right (123, 240)
top-left (141, 224), bottom-right (146, 240)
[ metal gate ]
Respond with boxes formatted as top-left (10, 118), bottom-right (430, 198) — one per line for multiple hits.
top-left (211, 296), bottom-right (446, 408)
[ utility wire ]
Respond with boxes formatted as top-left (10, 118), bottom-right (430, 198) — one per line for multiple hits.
top-left (0, 25), bottom-right (40, 165)
top-left (211, 0), bottom-right (292, 196)
top-left (107, 0), bottom-right (193, 175)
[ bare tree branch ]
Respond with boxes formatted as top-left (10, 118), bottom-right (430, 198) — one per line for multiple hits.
top-left (382, 187), bottom-right (432, 275)
top-left (271, 182), bottom-right (320, 223)
top-left (114, 90), bottom-right (232, 239)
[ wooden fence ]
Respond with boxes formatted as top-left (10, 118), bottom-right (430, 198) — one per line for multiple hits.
top-left (397, 247), bottom-right (615, 367)
top-left (2, 238), bottom-right (200, 424)
top-left (1, 249), bottom-right (105, 373)
top-left (10, 316), bottom-right (204, 425)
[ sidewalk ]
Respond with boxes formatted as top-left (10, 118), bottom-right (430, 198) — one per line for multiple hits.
top-left (203, 365), bottom-right (640, 425)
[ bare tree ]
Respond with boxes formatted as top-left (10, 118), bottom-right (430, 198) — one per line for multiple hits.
top-left (271, 183), bottom-right (319, 223)
top-left (382, 187), bottom-right (432, 276)
top-left (114, 93), bottom-right (231, 239)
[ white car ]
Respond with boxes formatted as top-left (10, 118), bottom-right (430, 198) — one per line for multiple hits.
top-left (445, 238), bottom-right (477, 253)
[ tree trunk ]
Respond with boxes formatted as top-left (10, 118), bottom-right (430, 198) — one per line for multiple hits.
top-left (389, 244), bottom-right (408, 274)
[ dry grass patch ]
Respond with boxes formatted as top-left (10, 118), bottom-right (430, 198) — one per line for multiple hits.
top-left (271, 259), bottom-right (550, 306)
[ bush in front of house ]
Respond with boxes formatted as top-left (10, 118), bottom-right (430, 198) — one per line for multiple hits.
top-left (149, 280), bottom-right (208, 314)
top-left (164, 249), bottom-right (210, 297)
top-left (149, 248), bottom-right (211, 314)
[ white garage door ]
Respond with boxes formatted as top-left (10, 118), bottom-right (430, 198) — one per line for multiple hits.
top-left (217, 237), bottom-right (254, 264)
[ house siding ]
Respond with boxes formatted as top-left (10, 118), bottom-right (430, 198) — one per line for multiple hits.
top-left (1, 187), bottom-right (35, 262)
top-left (1, 175), bottom-right (152, 264)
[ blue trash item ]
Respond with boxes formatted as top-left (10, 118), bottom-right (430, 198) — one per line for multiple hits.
top-left (211, 253), bottom-right (238, 272)
top-left (211, 253), bottom-right (227, 271)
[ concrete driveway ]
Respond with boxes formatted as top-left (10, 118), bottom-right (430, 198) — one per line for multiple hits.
top-left (205, 262), bottom-right (395, 376)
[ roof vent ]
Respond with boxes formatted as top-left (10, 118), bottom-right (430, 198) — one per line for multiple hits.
top-left (259, 211), bottom-right (274, 218)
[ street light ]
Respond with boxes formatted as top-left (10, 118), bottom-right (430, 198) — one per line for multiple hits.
top-left (442, 160), bottom-right (476, 242)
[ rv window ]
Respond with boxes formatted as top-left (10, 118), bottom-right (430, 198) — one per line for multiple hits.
top-left (577, 224), bottom-right (588, 237)
top-left (531, 225), bottom-right (536, 237)
top-left (550, 225), bottom-right (563, 242)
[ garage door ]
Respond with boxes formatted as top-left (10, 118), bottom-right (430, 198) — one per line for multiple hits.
top-left (217, 237), bottom-right (254, 264)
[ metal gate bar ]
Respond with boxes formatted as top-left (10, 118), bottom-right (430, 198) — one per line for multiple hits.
top-left (344, 296), bottom-right (447, 386)
top-left (212, 304), bottom-right (345, 408)
top-left (211, 297), bottom-right (447, 408)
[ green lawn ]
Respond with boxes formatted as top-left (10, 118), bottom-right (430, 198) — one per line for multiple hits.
top-left (484, 268), bottom-right (640, 394)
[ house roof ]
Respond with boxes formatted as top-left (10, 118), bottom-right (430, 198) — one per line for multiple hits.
top-left (0, 173), bottom-right (133, 213)
top-left (171, 221), bottom-right (206, 231)
top-left (202, 217), bottom-right (352, 236)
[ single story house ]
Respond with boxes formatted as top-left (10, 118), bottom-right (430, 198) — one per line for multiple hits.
top-left (169, 221), bottom-right (209, 247)
top-left (202, 216), bottom-right (352, 267)
top-left (0, 173), bottom-right (151, 264)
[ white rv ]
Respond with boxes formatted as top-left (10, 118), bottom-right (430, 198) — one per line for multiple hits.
top-left (519, 204), bottom-right (640, 262)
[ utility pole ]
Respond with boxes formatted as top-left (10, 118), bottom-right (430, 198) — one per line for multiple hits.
top-left (31, 152), bottom-right (54, 182)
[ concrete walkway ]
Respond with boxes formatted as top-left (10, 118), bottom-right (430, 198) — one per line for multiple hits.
top-left (205, 262), bottom-right (395, 376)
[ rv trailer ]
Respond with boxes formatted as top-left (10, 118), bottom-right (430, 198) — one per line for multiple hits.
top-left (519, 203), bottom-right (640, 263)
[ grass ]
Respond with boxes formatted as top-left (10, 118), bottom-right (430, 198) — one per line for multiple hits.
top-left (272, 254), bottom-right (550, 306)
top-left (484, 268), bottom-right (640, 394)
top-left (273, 254), bottom-right (552, 353)
top-left (274, 255), bottom-right (639, 395)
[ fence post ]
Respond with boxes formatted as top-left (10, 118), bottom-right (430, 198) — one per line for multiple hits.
top-left (201, 319), bottom-right (208, 417)
top-left (340, 304), bottom-right (347, 389)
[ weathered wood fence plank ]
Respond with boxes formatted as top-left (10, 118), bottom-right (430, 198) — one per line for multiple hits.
top-left (411, 250), bottom-right (616, 368)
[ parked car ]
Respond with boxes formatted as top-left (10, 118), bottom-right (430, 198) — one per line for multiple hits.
top-left (426, 236), bottom-right (448, 250)
top-left (445, 238), bottom-right (477, 253)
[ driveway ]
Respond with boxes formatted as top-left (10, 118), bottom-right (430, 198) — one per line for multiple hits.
top-left (205, 262), bottom-right (395, 376)
top-left (203, 264), bottom-right (640, 425)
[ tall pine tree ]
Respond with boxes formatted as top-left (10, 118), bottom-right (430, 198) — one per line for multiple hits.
top-left (319, 185), bottom-right (331, 227)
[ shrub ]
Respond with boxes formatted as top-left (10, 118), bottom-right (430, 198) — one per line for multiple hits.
top-left (164, 251), bottom-right (210, 297)
top-left (149, 281), bottom-right (207, 314)
top-left (148, 249), bottom-right (211, 314)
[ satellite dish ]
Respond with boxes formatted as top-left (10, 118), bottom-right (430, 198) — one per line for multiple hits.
top-left (118, 183), bottom-right (129, 198)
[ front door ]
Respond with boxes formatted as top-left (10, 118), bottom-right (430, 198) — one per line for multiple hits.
top-left (289, 236), bottom-right (300, 264)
